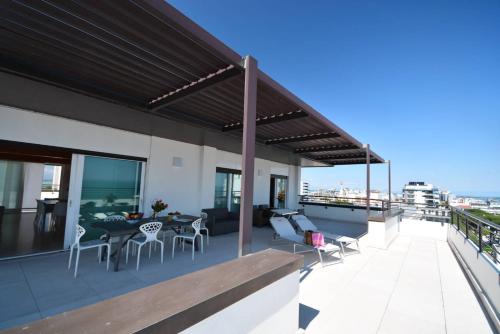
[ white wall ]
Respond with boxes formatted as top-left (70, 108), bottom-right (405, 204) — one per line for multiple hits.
top-left (143, 136), bottom-right (204, 216)
top-left (301, 204), bottom-right (373, 224)
top-left (0, 105), bottom-right (151, 158)
top-left (1, 105), bottom-right (300, 218)
top-left (447, 226), bottom-right (500, 318)
top-left (182, 271), bottom-right (299, 334)
top-left (364, 215), bottom-right (399, 249)
top-left (199, 146), bottom-right (217, 209)
top-left (21, 163), bottom-right (44, 208)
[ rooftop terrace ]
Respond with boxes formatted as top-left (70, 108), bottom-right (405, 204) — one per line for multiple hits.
top-left (0, 219), bottom-right (494, 333)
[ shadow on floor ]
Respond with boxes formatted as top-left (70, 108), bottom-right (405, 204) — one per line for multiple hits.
top-left (299, 303), bottom-right (320, 330)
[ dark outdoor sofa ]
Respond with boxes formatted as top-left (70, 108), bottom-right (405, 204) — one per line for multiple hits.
top-left (201, 208), bottom-right (239, 236)
top-left (253, 204), bottom-right (272, 227)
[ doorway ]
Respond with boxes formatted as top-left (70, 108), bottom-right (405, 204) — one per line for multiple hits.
top-left (0, 141), bottom-right (71, 258)
top-left (269, 175), bottom-right (288, 208)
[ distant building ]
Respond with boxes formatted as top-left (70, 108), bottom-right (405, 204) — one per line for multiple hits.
top-left (403, 181), bottom-right (440, 207)
top-left (439, 190), bottom-right (450, 203)
top-left (300, 181), bottom-right (310, 195)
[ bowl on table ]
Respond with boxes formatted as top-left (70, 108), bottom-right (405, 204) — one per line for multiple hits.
top-left (127, 212), bottom-right (144, 220)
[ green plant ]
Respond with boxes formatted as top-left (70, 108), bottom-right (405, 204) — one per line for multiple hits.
top-left (151, 199), bottom-right (168, 215)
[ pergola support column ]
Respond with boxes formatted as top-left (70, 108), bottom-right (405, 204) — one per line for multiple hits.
top-left (238, 55), bottom-right (257, 257)
top-left (387, 160), bottom-right (392, 205)
top-left (365, 144), bottom-right (371, 216)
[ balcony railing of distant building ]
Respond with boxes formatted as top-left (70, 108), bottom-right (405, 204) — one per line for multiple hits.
top-left (41, 184), bottom-right (60, 192)
top-left (450, 207), bottom-right (500, 264)
top-left (388, 201), bottom-right (451, 222)
top-left (298, 195), bottom-right (451, 222)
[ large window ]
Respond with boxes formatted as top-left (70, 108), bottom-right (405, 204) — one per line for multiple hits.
top-left (79, 156), bottom-right (143, 240)
top-left (214, 168), bottom-right (241, 212)
top-left (41, 164), bottom-right (62, 199)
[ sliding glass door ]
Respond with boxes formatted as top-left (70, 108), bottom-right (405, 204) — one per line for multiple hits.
top-left (214, 172), bottom-right (229, 209)
top-left (78, 156), bottom-right (143, 241)
top-left (0, 160), bottom-right (24, 210)
top-left (214, 168), bottom-right (241, 212)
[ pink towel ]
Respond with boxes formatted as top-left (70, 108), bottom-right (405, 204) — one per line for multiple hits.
top-left (312, 232), bottom-right (325, 248)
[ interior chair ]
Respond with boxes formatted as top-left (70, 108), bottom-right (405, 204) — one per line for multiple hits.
top-left (50, 201), bottom-right (67, 232)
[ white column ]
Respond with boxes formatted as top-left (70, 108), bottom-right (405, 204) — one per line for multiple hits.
top-left (22, 163), bottom-right (45, 208)
top-left (199, 146), bottom-right (217, 210)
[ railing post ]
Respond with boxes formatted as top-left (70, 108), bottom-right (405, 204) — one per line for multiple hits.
top-left (478, 222), bottom-right (482, 252)
top-left (465, 217), bottom-right (469, 239)
top-left (365, 144), bottom-right (371, 217)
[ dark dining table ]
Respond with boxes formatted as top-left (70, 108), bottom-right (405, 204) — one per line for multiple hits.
top-left (91, 215), bottom-right (199, 272)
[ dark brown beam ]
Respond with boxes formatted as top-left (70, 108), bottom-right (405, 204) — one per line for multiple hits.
top-left (294, 144), bottom-right (359, 153)
top-left (222, 110), bottom-right (307, 131)
top-left (265, 132), bottom-right (339, 145)
top-left (309, 152), bottom-right (367, 160)
top-left (149, 64), bottom-right (243, 111)
top-left (324, 157), bottom-right (379, 165)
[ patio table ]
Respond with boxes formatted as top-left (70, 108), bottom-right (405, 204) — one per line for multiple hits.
top-left (91, 215), bottom-right (199, 271)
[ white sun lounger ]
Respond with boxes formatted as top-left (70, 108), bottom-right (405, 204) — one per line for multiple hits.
top-left (291, 215), bottom-right (361, 256)
top-left (269, 217), bottom-right (343, 267)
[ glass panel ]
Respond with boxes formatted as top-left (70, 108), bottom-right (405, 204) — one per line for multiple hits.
top-left (0, 160), bottom-right (24, 209)
top-left (79, 156), bottom-right (142, 241)
top-left (41, 164), bottom-right (61, 200)
top-left (230, 174), bottom-right (241, 212)
top-left (0, 160), bottom-right (66, 258)
top-left (275, 177), bottom-right (288, 209)
top-left (214, 172), bottom-right (229, 208)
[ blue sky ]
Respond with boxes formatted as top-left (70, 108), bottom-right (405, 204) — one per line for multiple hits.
top-left (169, 0), bottom-right (500, 196)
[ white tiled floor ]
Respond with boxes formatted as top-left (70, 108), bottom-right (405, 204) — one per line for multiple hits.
top-left (299, 219), bottom-right (494, 334)
top-left (0, 219), bottom-right (494, 333)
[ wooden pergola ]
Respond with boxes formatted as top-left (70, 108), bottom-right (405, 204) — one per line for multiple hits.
top-left (0, 0), bottom-right (387, 256)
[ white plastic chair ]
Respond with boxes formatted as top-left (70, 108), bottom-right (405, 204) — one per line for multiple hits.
top-left (68, 224), bottom-right (111, 278)
top-left (172, 218), bottom-right (203, 261)
top-left (200, 212), bottom-right (210, 246)
top-left (126, 222), bottom-right (164, 270)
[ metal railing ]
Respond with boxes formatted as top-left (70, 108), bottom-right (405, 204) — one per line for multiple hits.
top-left (389, 201), bottom-right (451, 222)
top-left (450, 207), bottom-right (500, 264)
top-left (299, 195), bottom-right (451, 222)
top-left (298, 195), bottom-right (389, 210)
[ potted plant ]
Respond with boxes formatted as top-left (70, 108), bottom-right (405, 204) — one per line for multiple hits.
top-left (151, 199), bottom-right (168, 218)
top-left (277, 191), bottom-right (286, 208)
